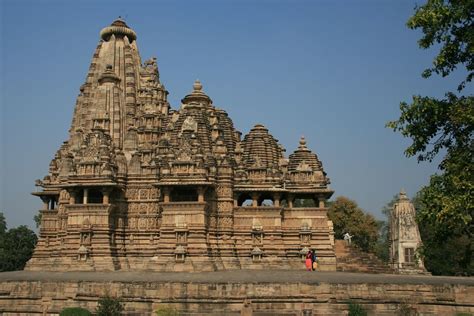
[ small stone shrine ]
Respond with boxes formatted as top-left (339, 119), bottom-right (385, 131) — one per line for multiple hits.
top-left (27, 19), bottom-right (335, 271)
top-left (389, 190), bottom-right (426, 274)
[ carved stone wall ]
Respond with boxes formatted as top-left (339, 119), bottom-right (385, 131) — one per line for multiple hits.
top-left (0, 273), bottom-right (472, 315)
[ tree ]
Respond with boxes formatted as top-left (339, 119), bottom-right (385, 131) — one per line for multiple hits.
top-left (34, 213), bottom-right (42, 229)
top-left (0, 215), bottom-right (37, 272)
top-left (387, 0), bottom-right (473, 274)
top-left (328, 196), bottom-right (380, 252)
top-left (0, 212), bottom-right (6, 235)
top-left (96, 295), bottom-right (123, 316)
top-left (372, 196), bottom-right (398, 263)
top-left (414, 185), bottom-right (473, 275)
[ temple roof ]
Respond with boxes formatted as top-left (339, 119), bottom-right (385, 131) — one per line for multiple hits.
top-left (241, 124), bottom-right (282, 170)
top-left (393, 189), bottom-right (415, 216)
top-left (42, 19), bottom-right (332, 195)
top-left (288, 136), bottom-right (323, 173)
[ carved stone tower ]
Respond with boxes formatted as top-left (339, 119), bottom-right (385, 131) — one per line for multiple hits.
top-left (27, 19), bottom-right (336, 271)
top-left (389, 190), bottom-right (426, 274)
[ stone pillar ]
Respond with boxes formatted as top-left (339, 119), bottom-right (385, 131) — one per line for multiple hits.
top-left (83, 188), bottom-right (89, 204)
top-left (69, 190), bottom-right (76, 204)
top-left (163, 188), bottom-right (170, 203)
top-left (102, 188), bottom-right (111, 204)
top-left (251, 193), bottom-right (259, 208)
top-left (288, 194), bottom-right (294, 208)
top-left (318, 197), bottom-right (325, 208)
top-left (40, 196), bottom-right (51, 210)
top-left (197, 186), bottom-right (205, 203)
top-left (273, 193), bottom-right (281, 207)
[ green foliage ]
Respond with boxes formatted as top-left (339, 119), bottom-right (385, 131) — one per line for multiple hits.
top-left (0, 222), bottom-right (37, 272)
top-left (34, 213), bottom-right (42, 229)
top-left (387, 93), bottom-right (473, 164)
top-left (0, 213), bottom-right (6, 234)
top-left (373, 195), bottom-right (399, 262)
top-left (155, 305), bottom-right (180, 316)
top-left (96, 295), bottom-right (123, 316)
top-left (347, 302), bottom-right (367, 316)
top-left (328, 196), bottom-right (380, 252)
top-left (407, 0), bottom-right (473, 91)
top-left (293, 198), bottom-right (316, 207)
top-left (397, 303), bottom-right (419, 316)
top-left (60, 307), bottom-right (92, 316)
top-left (373, 220), bottom-right (390, 263)
top-left (415, 186), bottom-right (473, 275)
top-left (387, 0), bottom-right (473, 276)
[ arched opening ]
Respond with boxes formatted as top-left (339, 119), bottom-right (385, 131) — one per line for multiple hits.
top-left (171, 187), bottom-right (198, 202)
top-left (88, 189), bottom-right (103, 204)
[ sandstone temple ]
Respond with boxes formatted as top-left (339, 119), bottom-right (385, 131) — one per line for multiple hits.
top-left (27, 19), bottom-right (335, 272)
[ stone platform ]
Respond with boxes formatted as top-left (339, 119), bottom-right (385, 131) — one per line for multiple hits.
top-left (0, 270), bottom-right (473, 315)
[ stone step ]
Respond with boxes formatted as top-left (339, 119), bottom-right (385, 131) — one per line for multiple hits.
top-left (334, 240), bottom-right (393, 274)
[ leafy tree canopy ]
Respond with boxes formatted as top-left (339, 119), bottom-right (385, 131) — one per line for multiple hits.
top-left (0, 212), bottom-right (6, 235)
top-left (96, 295), bottom-right (123, 316)
top-left (328, 196), bottom-right (381, 252)
top-left (407, 0), bottom-right (473, 91)
top-left (387, 0), bottom-right (473, 256)
top-left (414, 187), bottom-right (473, 275)
top-left (60, 307), bottom-right (92, 316)
top-left (0, 224), bottom-right (37, 272)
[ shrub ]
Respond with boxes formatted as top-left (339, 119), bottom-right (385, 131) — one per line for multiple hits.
top-left (59, 307), bottom-right (92, 316)
top-left (155, 305), bottom-right (180, 316)
top-left (96, 295), bottom-right (123, 316)
top-left (397, 303), bottom-right (419, 316)
top-left (348, 302), bottom-right (367, 316)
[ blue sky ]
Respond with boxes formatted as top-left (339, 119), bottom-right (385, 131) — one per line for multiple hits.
top-left (1, 0), bottom-right (468, 229)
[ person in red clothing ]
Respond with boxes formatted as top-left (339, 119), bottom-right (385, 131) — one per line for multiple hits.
top-left (305, 250), bottom-right (313, 271)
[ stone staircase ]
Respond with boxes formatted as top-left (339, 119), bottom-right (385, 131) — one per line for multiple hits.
top-left (335, 239), bottom-right (393, 274)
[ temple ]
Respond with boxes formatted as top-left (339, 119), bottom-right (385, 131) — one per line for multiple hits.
top-left (27, 19), bottom-right (336, 271)
top-left (389, 190), bottom-right (427, 274)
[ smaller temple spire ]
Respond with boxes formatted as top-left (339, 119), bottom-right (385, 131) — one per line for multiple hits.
top-left (389, 189), bottom-right (427, 274)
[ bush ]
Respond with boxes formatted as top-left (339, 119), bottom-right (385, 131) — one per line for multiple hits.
top-left (397, 303), bottom-right (419, 316)
top-left (348, 302), bottom-right (367, 316)
top-left (155, 305), bottom-right (179, 316)
top-left (96, 295), bottom-right (123, 316)
top-left (59, 307), bottom-right (92, 316)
